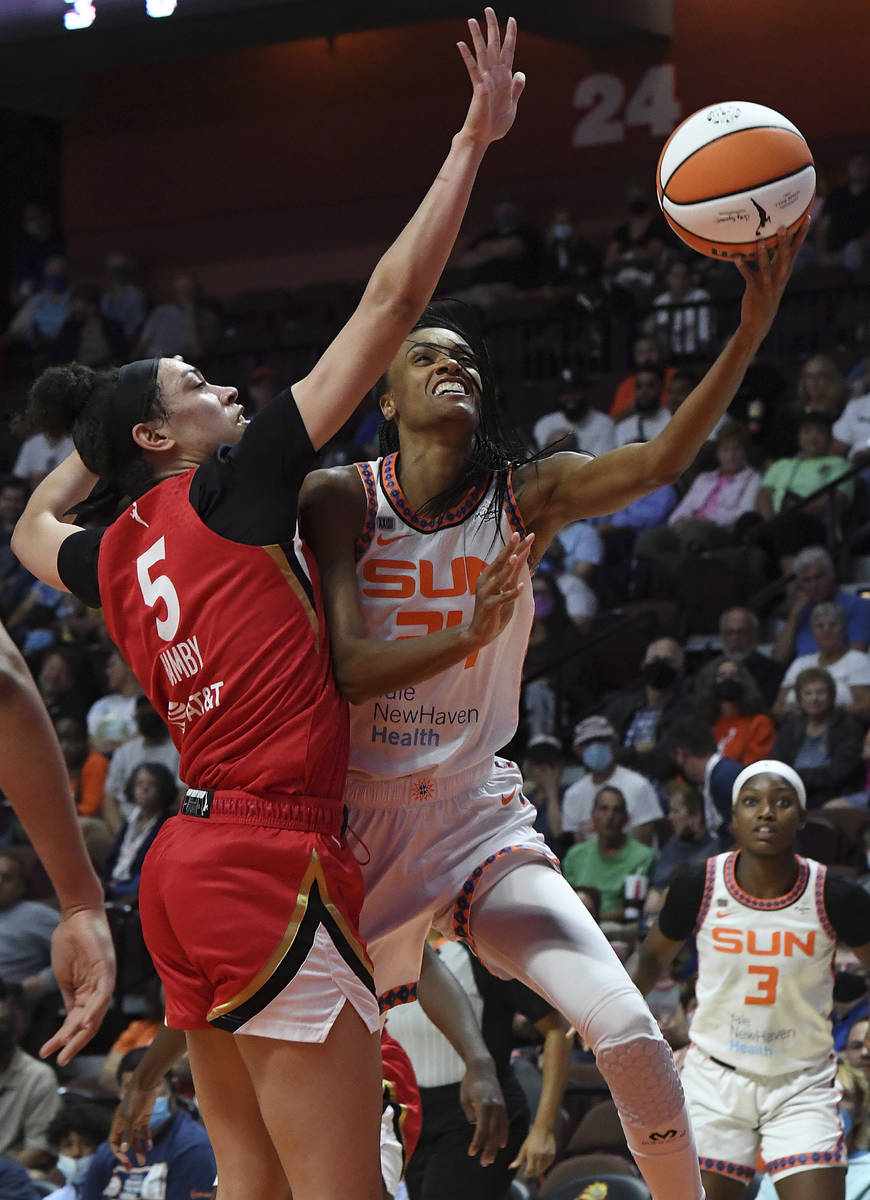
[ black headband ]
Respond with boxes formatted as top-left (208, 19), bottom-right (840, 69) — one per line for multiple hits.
top-left (107, 357), bottom-right (160, 462)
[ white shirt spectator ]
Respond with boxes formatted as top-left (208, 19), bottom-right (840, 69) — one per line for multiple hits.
top-left (562, 764), bottom-right (664, 840)
top-left (533, 408), bottom-right (617, 458)
top-left (86, 693), bottom-right (139, 750)
top-left (651, 286), bottom-right (713, 356)
top-left (13, 433), bottom-right (74, 486)
top-left (615, 407), bottom-right (671, 446)
top-left (832, 392), bottom-right (870, 458)
top-left (780, 648), bottom-right (870, 707)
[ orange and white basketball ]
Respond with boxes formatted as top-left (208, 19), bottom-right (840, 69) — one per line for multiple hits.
top-left (656, 101), bottom-right (815, 260)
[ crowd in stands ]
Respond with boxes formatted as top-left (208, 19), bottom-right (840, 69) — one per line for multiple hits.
top-left (2, 148), bottom-right (870, 1199)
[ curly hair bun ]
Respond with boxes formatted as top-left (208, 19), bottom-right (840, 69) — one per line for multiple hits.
top-left (23, 363), bottom-right (101, 438)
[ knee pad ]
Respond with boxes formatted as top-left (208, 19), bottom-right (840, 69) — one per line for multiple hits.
top-left (588, 989), bottom-right (684, 1124)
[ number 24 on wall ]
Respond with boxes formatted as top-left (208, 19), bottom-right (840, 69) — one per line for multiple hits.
top-left (572, 65), bottom-right (681, 148)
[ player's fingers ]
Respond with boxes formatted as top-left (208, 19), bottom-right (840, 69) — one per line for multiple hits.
top-left (484, 7), bottom-right (501, 59)
top-left (510, 72), bottom-right (526, 104)
top-left (457, 40), bottom-right (482, 84)
top-left (500, 13), bottom-right (517, 65)
top-left (467, 16), bottom-right (487, 63)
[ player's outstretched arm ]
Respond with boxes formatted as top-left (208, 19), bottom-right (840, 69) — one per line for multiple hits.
top-left (109, 1026), bottom-right (187, 1168)
top-left (0, 620), bottom-right (114, 1063)
top-left (417, 943), bottom-right (508, 1165)
top-left (510, 1010), bottom-right (571, 1180)
top-left (292, 8), bottom-right (526, 450)
top-left (626, 922), bottom-right (685, 1000)
top-left (515, 222), bottom-right (808, 554)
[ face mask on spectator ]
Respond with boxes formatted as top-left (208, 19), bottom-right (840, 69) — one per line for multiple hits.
top-left (833, 970), bottom-right (867, 1003)
top-left (534, 594), bottom-right (555, 620)
top-left (581, 742), bottom-right (613, 772)
top-left (57, 1153), bottom-right (96, 1185)
top-left (714, 679), bottom-right (743, 703)
top-left (642, 660), bottom-right (679, 690)
top-left (149, 1095), bottom-right (172, 1130)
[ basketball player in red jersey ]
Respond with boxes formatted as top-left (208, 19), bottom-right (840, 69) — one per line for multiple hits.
top-left (632, 760), bottom-right (870, 1200)
top-left (298, 224), bottom-right (807, 1200)
top-left (11, 12), bottom-right (525, 1199)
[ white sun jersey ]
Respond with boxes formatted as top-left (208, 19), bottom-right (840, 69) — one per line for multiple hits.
top-left (348, 453), bottom-right (533, 783)
top-left (690, 852), bottom-right (837, 1077)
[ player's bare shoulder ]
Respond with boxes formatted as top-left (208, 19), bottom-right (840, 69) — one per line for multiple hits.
top-left (299, 463), bottom-right (368, 544)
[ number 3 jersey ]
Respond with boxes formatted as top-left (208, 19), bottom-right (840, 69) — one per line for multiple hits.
top-left (348, 453), bottom-right (533, 783)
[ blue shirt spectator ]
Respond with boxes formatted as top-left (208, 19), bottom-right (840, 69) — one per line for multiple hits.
top-left (83, 1107), bottom-right (216, 1200)
top-left (795, 588), bottom-right (870, 656)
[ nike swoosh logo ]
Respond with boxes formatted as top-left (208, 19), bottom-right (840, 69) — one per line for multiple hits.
top-left (377, 534), bottom-right (410, 546)
top-left (501, 787), bottom-right (517, 805)
top-left (715, 912), bottom-right (734, 919)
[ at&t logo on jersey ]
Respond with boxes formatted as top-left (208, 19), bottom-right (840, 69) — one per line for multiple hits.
top-left (167, 681), bottom-right (224, 732)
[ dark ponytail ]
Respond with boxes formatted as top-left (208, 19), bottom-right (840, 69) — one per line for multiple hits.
top-left (20, 362), bottom-right (166, 498)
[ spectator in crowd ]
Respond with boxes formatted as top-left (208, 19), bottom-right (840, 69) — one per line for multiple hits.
top-left (103, 696), bottom-right (181, 834)
top-left (55, 717), bottom-right (108, 821)
top-left (773, 545), bottom-right (870, 664)
top-left (603, 185), bottom-right (667, 309)
top-left (665, 366), bottom-right (703, 415)
top-left (97, 976), bottom-right (165, 1091)
top-left (774, 603), bottom-right (870, 724)
top-left (521, 733), bottom-right (570, 857)
top-left (643, 780), bottom-right (718, 919)
top-left (0, 478), bottom-right (29, 552)
top-left (664, 423), bottom-right (762, 549)
top-left (51, 283), bottom-right (127, 369)
top-left (37, 648), bottom-right (90, 727)
top-left (532, 367), bottom-right (616, 458)
top-left (244, 364), bottom-right (281, 418)
top-left (53, 717), bottom-right (112, 871)
top-left (452, 197), bottom-right (542, 308)
top-left (0, 478), bottom-right (36, 622)
top-left (83, 1047), bottom-right (216, 1200)
top-left (614, 365), bottom-right (672, 446)
top-left (0, 980), bottom-right (60, 1166)
top-left (562, 715), bottom-right (663, 845)
top-left (816, 149), bottom-right (870, 270)
top-left (44, 1100), bottom-right (112, 1200)
top-left (5, 256), bottom-right (71, 350)
top-left (796, 353), bottom-right (849, 421)
top-left (692, 654), bottom-right (776, 766)
top-left (665, 716), bottom-right (744, 842)
top-left (834, 953), bottom-right (870, 1054)
top-left (771, 665), bottom-right (865, 807)
top-left (133, 274), bottom-right (220, 360)
top-left (387, 935), bottom-right (570, 1199)
top-left (539, 206), bottom-right (601, 293)
top-left (86, 649), bottom-right (141, 757)
top-left (650, 258), bottom-right (714, 361)
top-left (754, 409), bottom-right (852, 567)
top-left (10, 202), bottom-right (66, 309)
top-left (832, 384), bottom-right (870, 468)
top-left (102, 763), bottom-right (177, 902)
top-left (718, 606), bottom-right (785, 707)
top-left (100, 251), bottom-right (147, 343)
top-left (603, 636), bottom-right (692, 782)
top-left (0, 851), bottom-right (59, 1020)
top-left (522, 572), bottom-right (587, 740)
top-left (610, 333), bottom-right (674, 419)
top-left (561, 786), bottom-right (655, 922)
top-left (12, 427), bottom-right (75, 491)
top-left (547, 518), bottom-right (602, 629)
top-left (0, 1156), bottom-right (41, 1200)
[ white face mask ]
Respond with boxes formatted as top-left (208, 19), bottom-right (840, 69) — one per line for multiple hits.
top-left (57, 1152), bottom-right (96, 1185)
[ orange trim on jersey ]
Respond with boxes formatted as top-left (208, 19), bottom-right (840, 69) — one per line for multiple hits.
top-left (262, 544), bottom-right (320, 654)
top-left (206, 849), bottom-right (370, 1021)
top-left (723, 852), bottom-right (810, 911)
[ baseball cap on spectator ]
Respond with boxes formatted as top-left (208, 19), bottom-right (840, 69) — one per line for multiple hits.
top-left (572, 715), bottom-right (616, 748)
top-left (526, 734), bottom-right (563, 763)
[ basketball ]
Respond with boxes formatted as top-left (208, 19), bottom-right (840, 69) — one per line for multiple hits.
top-left (656, 101), bottom-right (815, 260)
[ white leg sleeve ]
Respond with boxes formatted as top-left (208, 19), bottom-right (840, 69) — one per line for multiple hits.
top-left (469, 863), bottom-right (703, 1200)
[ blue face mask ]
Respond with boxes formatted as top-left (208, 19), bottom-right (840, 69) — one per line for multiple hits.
top-left (149, 1095), bottom-right (172, 1129)
top-left (57, 1152), bottom-right (95, 1185)
top-left (840, 1106), bottom-right (853, 1137)
top-left (581, 742), bottom-right (613, 772)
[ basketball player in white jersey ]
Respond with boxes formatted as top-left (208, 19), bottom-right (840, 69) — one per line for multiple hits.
top-left (631, 760), bottom-right (870, 1200)
top-left (299, 226), bottom-right (806, 1200)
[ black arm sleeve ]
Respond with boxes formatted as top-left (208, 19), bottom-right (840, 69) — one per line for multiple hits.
top-left (824, 871), bottom-right (870, 947)
top-left (656, 861), bottom-right (708, 942)
top-left (56, 527), bottom-right (106, 608)
top-left (188, 386), bottom-right (317, 545)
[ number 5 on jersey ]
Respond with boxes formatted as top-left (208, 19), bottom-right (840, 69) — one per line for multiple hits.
top-left (137, 537), bottom-right (181, 642)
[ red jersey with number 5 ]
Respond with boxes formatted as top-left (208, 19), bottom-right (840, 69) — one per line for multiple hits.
top-left (98, 469), bottom-right (348, 804)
